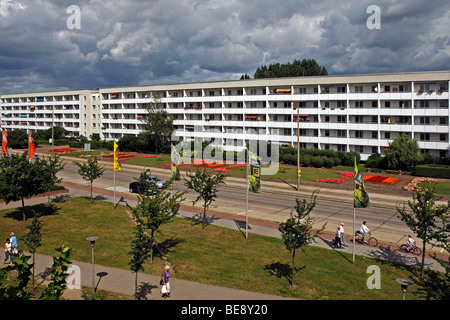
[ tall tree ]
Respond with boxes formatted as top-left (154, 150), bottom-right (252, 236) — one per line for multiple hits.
top-left (141, 93), bottom-right (174, 153)
top-left (278, 189), bottom-right (326, 288)
top-left (184, 168), bottom-right (226, 229)
top-left (74, 157), bottom-right (105, 202)
top-left (385, 133), bottom-right (424, 171)
top-left (0, 152), bottom-right (52, 220)
top-left (254, 58), bottom-right (328, 79)
top-left (397, 185), bottom-right (450, 277)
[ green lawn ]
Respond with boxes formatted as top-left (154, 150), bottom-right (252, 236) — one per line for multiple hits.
top-left (418, 182), bottom-right (450, 195)
top-left (0, 197), bottom-right (435, 300)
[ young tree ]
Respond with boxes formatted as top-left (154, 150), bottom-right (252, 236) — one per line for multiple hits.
top-left (39, 245), bottom-right (73, 300)
top-left (129, 223), bottom-right (152, 299)
top-left (278, 189), bottom-right (326, 288)
top-left (184, 168), bottom-right (226, 229)
top-left (397, 186), bottom-right (450, 277)
top-left (0, 152), bottom-right (52, 220)
top-left (21, 215), bottom-right (44, 289)
top-left (75, 157), bottom-right (105, 202)
top-left (130, 169), bottom-right (185, 263)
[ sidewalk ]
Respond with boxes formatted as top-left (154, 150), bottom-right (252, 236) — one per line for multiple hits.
top-left (1, 182), bottom-right (447, 300)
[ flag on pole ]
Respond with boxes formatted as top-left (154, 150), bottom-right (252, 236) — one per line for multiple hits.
top-left (248, 151), bottom-right (261, 194)
top-left (354, 158), bottom-right (370, 208)
top-left (171, 144), bottom-right (180, 180)
top-left (28, 133), bottom-right (35, 163)
top-left (113, 141), bottom-right (122, 171)
top-left (2, 131), bottom-right (7, 157)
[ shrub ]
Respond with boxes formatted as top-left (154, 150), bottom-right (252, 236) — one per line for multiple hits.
top-left (311, 156), bottom-right (324, 168)
top-left (414, 165), bottom-right (450, 179)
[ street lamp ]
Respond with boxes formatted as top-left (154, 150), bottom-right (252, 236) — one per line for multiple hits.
top-left (395, 278), bottom-right (414, 300)
top-left (86, 236), bottom-right (99, 294)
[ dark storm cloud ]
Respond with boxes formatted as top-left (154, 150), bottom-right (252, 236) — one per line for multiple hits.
top-left (0, 0), bottom-right (448, 94)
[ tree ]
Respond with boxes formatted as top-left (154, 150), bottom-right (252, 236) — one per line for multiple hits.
top-left (0, 152), bottom-right (53, 220)
top-left (39, 245), bottom-right (73, 300)
top-left (141, 93), bottom-right (174, 153)
top-left (397, 186), bottom-right (450, 277)
top-left (184, 168), bottom-right (226, 229)
top-left (130, 169), bottom-right (185, 263)
top-left (278, 189), bottom-right (326, 288)
top-left (21, 214), bottom-right (44, 289)
top-left (129, 223), bottom-right (152, 300)
top-left (5, 129), bottom-right (28, 148)
top-left (75, 157), bottom-right (105, 202)
top-left (385, 133), bottom-right (424, 171)
top-left (254, 58), bottom-right (328, 79)
top-left (45, 154), bottom-right (65, 202)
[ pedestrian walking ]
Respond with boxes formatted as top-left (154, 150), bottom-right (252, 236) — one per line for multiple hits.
top-left (3, 239), bottom-right (13, 265)
top-left (339, 223), bottom-right (347, 246)
top-left (333, 227), bottom-right (342, 248)
top-left (161, 265), bottom-right (170, 298)
top-left (10, 232), bottom-right (18, 254)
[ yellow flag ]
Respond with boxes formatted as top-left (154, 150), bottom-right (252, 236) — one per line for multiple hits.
top-left (113, 141), bottom-right (122, 171)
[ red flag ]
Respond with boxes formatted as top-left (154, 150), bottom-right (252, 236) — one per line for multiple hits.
top-left (28, 132), bottom-right (35, 162)
top-left (2, 131), bottom-right (7, 157)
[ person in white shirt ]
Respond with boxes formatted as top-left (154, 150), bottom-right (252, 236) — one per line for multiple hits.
top-left (360, 221), bottom-right (370, 243)
top-left (406, 235), bottom-right (416, 249)
top-left (339, 222), bottom-right (347, 246)
top-left (333, 227), bottom-right (342, 248)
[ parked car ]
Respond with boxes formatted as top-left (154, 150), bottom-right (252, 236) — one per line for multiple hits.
top-left (129, 175), bottom-right (166, 194)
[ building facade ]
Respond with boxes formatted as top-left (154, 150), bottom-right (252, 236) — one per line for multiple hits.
top-left (1, 71), bottom-right (450, 160)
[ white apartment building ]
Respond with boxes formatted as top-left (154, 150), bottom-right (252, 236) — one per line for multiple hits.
top-left (1, 71), bottom-right (449, 161)
top-left (0, 89), bottom-right (101, 139)
top-left (99, 71), bottom-right (450, 160)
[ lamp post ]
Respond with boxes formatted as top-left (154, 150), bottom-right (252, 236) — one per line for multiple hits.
top-left (395, 278), bottom-right (413, 300)
top-left (86, 236), bottom-right (99, 294)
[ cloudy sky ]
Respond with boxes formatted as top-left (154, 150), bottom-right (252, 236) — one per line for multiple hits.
top-left (0, 0), bottom-right (449, 94)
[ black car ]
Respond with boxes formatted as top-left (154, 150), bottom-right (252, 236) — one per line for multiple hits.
top-left (129, 175), bottom-right (166, 194)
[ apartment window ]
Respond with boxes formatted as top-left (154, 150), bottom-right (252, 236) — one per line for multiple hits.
top-left (337, 130), bottom-right (346, 137)
top-left (298, 88), bottom-right (307, 94)
top-left (359, 146), bottom-right (364, 153)
top-left (338, 115), bottom-right (346, 123)
top-left (237, 89), bottom-right (243, 95)
top-left (355, 116), bottom-right (364, 123)
top-left (355, 101), bottom-right (364, 108)
top-left (355, 131), bottom-right (363, 138)
top-left (420, 117), bottom-right (430, 124)
top-left (355, 86), bottom-right (363, 92)
top-left (324, 130), bottom-right (330, 137)
top-left (419, 84), bottom-right (430, 91)
top-left (372, 101), bottom-right (378, 108)
top-left (440, 133), bottom-right (447, 141)
top-left (250, 89), bottom-right (257, 95)
top-left (337, 101), bottom-right (346, 108)
top-left (372, 131), bottom-right (378, 139)
top-left (400, 100), bottom-right (409, 108)
top-left (372, 146), bottom-right (378, 154)
top-left (440, 150), bottom-right (448, 158)
top-left (324, 116), bottom-right (330, 122)
top-left (384, 86), bottom-right (390, 92)
top-left (399, 85), bottom-right (409, 92)
top-left (440, 117), bottom-right (447, 125)
top-left (337, 145), bottom-right (346, 152)
top-left (208, 91), bottom-right (215, 96)
top-left (385, 101), bottom-right (390, 108)
top-left (337, 86), bottom-right (346, 93)
top-left (385, 132), bottom-right (390, 139)
top-left (420, 133), bottom-right (430, 141)
top-left (324, 144), bottom-right (330, 150)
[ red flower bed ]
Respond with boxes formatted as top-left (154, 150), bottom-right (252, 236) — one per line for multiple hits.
top-left (316, 172), bottom-right (354, 184)
top-left (51, 148), bottom-right (76, 152)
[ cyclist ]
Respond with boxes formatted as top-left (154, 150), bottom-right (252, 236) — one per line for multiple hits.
top-left (406, 235), bottom-right (416, 251)
top-left (360, 221), bottom-right (370, 243)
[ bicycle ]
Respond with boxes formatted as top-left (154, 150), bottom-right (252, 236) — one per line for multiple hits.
top-left (400, 244), bottom-right (422, 256)
top-left (354, 231), bottom-right (378, 247)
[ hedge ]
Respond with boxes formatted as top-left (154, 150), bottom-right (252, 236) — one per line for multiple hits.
top-left (414, 165), bottom-right (450, 179)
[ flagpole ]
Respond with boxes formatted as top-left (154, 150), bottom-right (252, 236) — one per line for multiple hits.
top-left (114, 171), bottom-right (116, 207)
top-left (246, 147), bottom-right (249, 239)
top-left (353, 207), bottom-right (355, 264)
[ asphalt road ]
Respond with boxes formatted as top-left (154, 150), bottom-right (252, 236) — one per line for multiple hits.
top-left (59, 161), bottom-right (413, 247)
